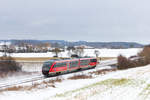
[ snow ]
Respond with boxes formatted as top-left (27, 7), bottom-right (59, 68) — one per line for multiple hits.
top-left (0, 72), bottom-right (42, 88)
top-left (83, 48), bottom-right (142, 57)
top-left (0, 48), bottom-right (142, 58)
top-left (1, 64), bottom-right (150, 100)
top-left (0, 48), bottom-right (148, 100)
top-left (0, 42), bottom-right (11, 46)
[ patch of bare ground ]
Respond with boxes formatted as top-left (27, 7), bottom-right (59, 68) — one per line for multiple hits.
top-left (0, 77), bottom-right (63, 92)
top-left (68, 74), bottom-right (93, 80)
top-left (89, 69), bottom-right (117, 75)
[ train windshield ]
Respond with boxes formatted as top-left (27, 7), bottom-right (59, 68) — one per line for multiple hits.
top-left (42, 62), bottom-right (53, 71)
top-left (43, 62), bottom-right (53, 67)
top-left (42, 62), bottom-right (53, 75)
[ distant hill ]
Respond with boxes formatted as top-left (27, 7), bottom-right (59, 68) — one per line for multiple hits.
top-left (0, 40), bottom-right (144, 49)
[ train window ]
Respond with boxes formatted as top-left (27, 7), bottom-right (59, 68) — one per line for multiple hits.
top-left (62, 63), bottom-right (66, 67)
top-left (70, 61), bottom-right (79, 68)
top-left (90, 59), bottom-right (97, 62)
top-left (80, 60), bottom-right (89, 66)
top-left (54, 62), bottom-right (66, 68)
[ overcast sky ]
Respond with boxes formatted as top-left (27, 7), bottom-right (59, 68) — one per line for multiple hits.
top-left (0, 0), bottom-right (150, 44)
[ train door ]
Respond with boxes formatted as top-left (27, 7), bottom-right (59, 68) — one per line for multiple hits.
top-left (67, 62), bottom-right (70, 71)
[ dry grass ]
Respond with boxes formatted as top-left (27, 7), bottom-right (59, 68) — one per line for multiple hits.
top-left (50, 77), bottom-right (63, 83)
top-left (0, 86), bottom-right (23, 92)
top-left (68, 74), bottom-right (93, 80)
top-left (0, 77), bottom-right (63, 92)
top-left (0, 57), bottom-right (115, 62)
top-left (5, 57), bottom-right (65, 61)
top-left (89, 69), bottom-right (117, 75)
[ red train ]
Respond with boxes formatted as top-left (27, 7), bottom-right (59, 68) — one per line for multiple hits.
top-left (42, 57), bottom-right (98, 76)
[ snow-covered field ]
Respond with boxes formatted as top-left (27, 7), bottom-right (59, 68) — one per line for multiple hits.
top-left (84, 48), bottom-right (142, 57)
top-left (1, 64), bottom-right (150, 100)
top-left (0, 48), bottom-right (142, 58)
top-left (0, 48), bottom-right (147, 100)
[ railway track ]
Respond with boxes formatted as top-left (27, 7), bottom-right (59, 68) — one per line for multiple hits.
top-left (0, 75), bottom-right (44, 90)
top-left (0, 59), bottom-right (117, 90)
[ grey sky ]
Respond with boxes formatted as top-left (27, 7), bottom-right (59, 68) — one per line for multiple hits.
top-left (0, 0), bottom-right (150, 44)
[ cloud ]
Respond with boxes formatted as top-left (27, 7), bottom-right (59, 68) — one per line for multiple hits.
top-left (0, 0), bottom-right (149, 44)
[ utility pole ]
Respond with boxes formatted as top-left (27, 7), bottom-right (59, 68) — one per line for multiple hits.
top-left (3, 41), bottom-right (7, 57)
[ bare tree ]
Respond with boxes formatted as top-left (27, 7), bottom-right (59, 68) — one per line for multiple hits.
top-left (0, 56), bottom-right (22, 75)
top-left (36, 42), bottom-right (51, 52)
top-left (73, 46), bottom-right (84, 57)
top-left (94, 50), bottom-right (100, 57)
top-left (67, 46), bottom-right (75, 57)
top-left (2, 42), bottom-right (8, 57)
top-left (51, 48), bottom-right (61, 57)
top-left (43, 42), bottom-right (51, 52)
top-left (52, 43), bottom-right (60, 48)
top-left (2, 41), bottom-right (12, 57)
top-left (67, 51), bottom-right (71, 57)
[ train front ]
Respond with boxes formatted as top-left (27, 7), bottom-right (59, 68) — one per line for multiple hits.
top-left (42, 61), bottom-right (53, 76)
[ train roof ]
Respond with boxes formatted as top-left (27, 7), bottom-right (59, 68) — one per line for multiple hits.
top-left (44, 57), bottom-right (96, 63)
top-left (46, 58), bottom-right (77, 62)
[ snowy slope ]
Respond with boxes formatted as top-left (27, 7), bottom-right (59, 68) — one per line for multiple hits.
top-left (1, 64), bottom-right (150, 100)
top-left (49, 65), bottom-right (150, 100)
